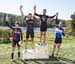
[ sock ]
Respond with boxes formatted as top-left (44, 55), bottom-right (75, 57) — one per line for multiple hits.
top-left (11, 53), bottom-right (14, 59)
top-left (18, 52), bottom-right (20, 58)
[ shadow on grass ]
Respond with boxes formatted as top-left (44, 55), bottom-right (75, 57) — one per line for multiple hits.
top-left (20, 59), bottom-right (28, 64)
top-left (18, 56), bottom-right (59, 64)
top-left (10, 56), bottom-right (75, 64)
top-left (11, 59), bottom-right (28, 64)
top-left (11, 60), bottom-right (20, 64)
top-left (21, 56), bottom-right (75, 64)
top-left (58, 57), bottom-right (75, 64)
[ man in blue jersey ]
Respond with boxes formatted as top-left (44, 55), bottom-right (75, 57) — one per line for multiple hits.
top-left (52, 22), bottom-right (65, 56)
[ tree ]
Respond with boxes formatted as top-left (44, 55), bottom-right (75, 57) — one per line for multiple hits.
top-left (71, 12), bottom-right (75, 32)
top-left (16, 16), bottom-right (24, 26)
top-left (34, 17), bottom-right (39, 27)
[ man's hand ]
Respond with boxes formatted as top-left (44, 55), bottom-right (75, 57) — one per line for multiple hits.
top-left (19, 41), bottom-right (22, 45)
top-left (56, 12), bottom-right (58, 16)
top-left (20, 5), bottom-right (23, 9)
top-left (20, 5), bottom-right (25, 19)
top-left (34, 5), bottom-right (36, 14)
top-left (6, 15), bottom-right (9, 22)
top-left (34, 5), bottom-right (36, 10)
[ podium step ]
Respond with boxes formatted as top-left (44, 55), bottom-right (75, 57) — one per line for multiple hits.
top-left (22, 45), bottom-right (49, 59)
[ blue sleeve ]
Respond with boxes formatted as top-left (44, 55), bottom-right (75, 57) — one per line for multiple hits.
top-left (61, 28), bottom-right (65, 36)
top-left (62, 28), bottom-right (64, 32)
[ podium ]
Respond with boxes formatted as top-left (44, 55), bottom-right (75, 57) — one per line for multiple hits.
top-left (22, 45), bottom-right (49, 59)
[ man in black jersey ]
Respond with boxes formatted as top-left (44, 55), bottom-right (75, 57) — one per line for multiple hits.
top-left (5, 15), bottom-right (22, 61)
top-left (20, 5), bottom-right (35, 51)
top-left (34, 5), bottom-right (56, 45)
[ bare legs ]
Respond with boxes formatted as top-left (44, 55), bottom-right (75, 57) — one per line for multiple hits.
top-left (52, 43), bottom-right (61, 56)
top-left (40, 31), bottom-right (46, 44)
top-left (25, 38), bottom-right (34, 49)
top-left (25, 38), bottom-right (28, 49)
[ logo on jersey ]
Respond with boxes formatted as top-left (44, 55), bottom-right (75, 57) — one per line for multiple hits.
top-left (42, 16), bottom-right (47, 22)
top-left (14, 29), bottom-right (21, 34)
top-left (28, 20), bottom-right (34, 24)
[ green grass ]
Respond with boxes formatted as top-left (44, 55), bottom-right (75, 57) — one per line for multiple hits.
top-left (0, 32), bottom-right (75, 64)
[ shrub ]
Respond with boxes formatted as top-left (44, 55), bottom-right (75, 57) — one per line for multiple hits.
top-left (0, 28), bottom-right (13, 44)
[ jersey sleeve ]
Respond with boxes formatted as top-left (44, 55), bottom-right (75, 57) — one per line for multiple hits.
top-left (48, 15), bottom-right (56, 18)
top-left (34, 13), bottom-right (42, 17)
top-left (24, 16), bottom-right (27, 20)
top-left (62, 28), bottom-right (65, 36)
top-left (55, 27), bottom-right (59, 32)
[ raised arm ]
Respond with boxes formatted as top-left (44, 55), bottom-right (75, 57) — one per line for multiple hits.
top-left (34, 5), bottom-right (36, 14)
top-left (56, 12), bottom-right (58, 19)
top-left (34, 5), bottom-right (42, 17)
top-left (55, 12), bottom-right (60, 25)
top-left (5, 15), bottom-right (13, 29)
top-left (20, 5), bottom-right (25, 19)
top-left (48, 14), bottom-right (56, 18)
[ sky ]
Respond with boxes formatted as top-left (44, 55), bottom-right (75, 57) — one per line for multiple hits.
top-left (0, 0), bottom-right (75, 20)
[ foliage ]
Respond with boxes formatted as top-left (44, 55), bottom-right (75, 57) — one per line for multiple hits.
top-left (65, 20), bottom-right (72, 34)
top-left (70, 12), bottom-right (75, 32)
top-left (0, 12), bottom-right (66, 27)
top-left (0, 28), bottom-right (13, 44)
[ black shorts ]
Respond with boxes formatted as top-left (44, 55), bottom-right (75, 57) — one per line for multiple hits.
top-left (26, 31), bottom-right (34, 39)
top-left (40, 22), bottom-right (47, 32)
top-left (55, 38), bottom-right (62, 44)
top-left (12, 40), bottom-right (20, 48)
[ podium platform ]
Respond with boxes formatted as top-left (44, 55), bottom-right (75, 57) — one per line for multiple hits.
top-left (22, 45), bottom-right (49, 59)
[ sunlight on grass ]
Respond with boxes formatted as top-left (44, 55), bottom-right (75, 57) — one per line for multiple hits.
top-left (0, 32), bottom-right (75, 64)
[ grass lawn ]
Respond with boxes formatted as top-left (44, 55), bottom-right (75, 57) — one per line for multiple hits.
top-left (0, 32), bottom-right (75, 64)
